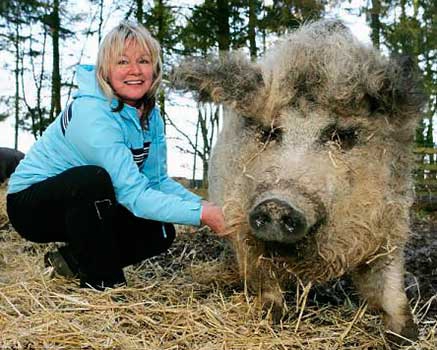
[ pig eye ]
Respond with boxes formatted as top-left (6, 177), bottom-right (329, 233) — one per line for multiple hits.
top-left (319, 125), bottom-right (359, 150)
top-left (258, 126), bottom-right (282, 144)
top-left (244, 118), bottom-right (282, 144)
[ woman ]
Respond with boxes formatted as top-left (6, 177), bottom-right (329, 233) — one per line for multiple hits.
top-left (6, 21), bottom-right (226, 290)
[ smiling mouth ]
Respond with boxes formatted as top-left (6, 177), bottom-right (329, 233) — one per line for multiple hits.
top-left (124, 80), bottom-right (144, 85)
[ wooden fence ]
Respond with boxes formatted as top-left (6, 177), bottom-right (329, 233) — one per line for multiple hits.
top-left (414, 147), bottom-right (437, 210)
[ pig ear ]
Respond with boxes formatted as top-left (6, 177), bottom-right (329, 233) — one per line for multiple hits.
top-left (366, 56), bottom-right (426, 120)
top-left (171, 52), bottom-right (265, 115)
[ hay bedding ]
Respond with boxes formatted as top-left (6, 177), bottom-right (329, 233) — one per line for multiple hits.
top-left (0, 184), bottom-right (436, 350)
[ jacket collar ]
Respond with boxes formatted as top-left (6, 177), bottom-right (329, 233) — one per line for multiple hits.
top-left (74, 64), bottom-right (142, 130)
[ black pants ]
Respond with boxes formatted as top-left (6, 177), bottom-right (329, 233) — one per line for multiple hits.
top-left (7, 165), bottom-right (175, 283)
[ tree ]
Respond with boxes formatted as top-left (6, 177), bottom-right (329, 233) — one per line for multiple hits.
top-left (217, 0), bottom-right (231, 52)
top-left (136, 0), bottom-right (144, 23)
top-left (363, 0), bottom-right (436, 147)
top-left (362, 0), bottom-right (436, 189)
top-left (143, 0), bottom-right (180, 124)
top-left (247, 0), bottom-right (259, 60)
top-left (175, 0), bottom-right (326, 184)
top-left (43, 0), bottom-right (62, 122)
top-left (261, 0), bottom-right (324, 35)
top-left (21, 26), bottom-right (50, 137)
top-left (0, 0), bottom-right (43, 149)
top-left (369, 0), bottom-right (381, 49)
top-left (180, 0), bottom-right (248, 56)
top-left (176, 0), bottom-right (238, 185)
top-left (12, 10), bottom-right (21, 149)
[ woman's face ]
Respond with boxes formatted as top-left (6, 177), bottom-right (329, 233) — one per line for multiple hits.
top-left (108, 41), bottom-right (154, 106)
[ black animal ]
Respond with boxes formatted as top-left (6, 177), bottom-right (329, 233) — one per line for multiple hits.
top-left (0, 147), bottom-right (25, 183)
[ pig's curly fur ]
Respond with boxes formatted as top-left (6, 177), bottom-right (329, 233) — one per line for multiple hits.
top-left (183, 20), bottom-right (424, 285)
top-left (258, 21), bottom-right (424, 124)
top-left (222, 176), bottom-right (412, 284)
top-left (173, 21), bottom-right (426, 335)
top-left (173, 20), bottom-right (424, 129)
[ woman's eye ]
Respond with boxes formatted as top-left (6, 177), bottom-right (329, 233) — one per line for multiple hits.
top-left (320, 124), bottom-right (359, 150)
top-left (117, 59), bottom-right (129, 65)
top-left (139, 57), bottom-right (151, 64)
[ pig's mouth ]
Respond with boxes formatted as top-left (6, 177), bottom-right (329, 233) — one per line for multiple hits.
top-left (261, 219), bottom-right (324, 258)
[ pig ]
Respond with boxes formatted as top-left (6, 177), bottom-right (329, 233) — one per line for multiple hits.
top-left (172, 20), bottom-right (426, 343)
top-left (0, 147), bottom-right (24, 183)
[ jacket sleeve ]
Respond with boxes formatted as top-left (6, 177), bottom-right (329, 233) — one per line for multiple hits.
top-left (159, 177), bottom-right (203, 202)
top-left (66, 99), bottom-right (202, 226)
top-left (144, 109), bottom-right (203, 203)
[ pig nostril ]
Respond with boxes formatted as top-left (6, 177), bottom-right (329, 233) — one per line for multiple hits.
top-left (281, 214), bottom-right (306, 237)
top-left (249, 212), bottom-right (271, 229)
top-left (281, 216), bottom-right (296, 233)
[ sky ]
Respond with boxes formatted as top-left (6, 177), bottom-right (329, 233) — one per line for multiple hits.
top-left (0, 0), bottom-right (371, 179)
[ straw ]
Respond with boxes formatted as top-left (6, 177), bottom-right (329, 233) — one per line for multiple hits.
top-left (0, 185), bottom-right (435, 349)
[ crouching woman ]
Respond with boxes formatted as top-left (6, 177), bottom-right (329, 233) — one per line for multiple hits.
top-left (6, 21), bottom-right (225, 290)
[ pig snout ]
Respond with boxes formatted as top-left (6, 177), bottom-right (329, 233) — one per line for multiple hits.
top-left (248, 189), bottom-right (326, 245)
top-left (249, 198), bottom-right (309, 244)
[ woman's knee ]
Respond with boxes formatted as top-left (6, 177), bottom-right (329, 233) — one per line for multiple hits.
top-left (67, 165), bottom-right (115, 202)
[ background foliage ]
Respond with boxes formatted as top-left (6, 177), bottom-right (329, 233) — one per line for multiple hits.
top-left (0, 0), bottom-right (435, 186)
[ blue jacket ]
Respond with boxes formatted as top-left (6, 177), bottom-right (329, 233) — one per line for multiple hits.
top-left (8, 65), bottom-right (202, 226)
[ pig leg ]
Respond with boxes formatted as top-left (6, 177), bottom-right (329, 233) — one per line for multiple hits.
top-left (258, 277), bottom-right (287, 324)
top-left (244, 260), bottom-right (287, 323)
top-left (351, 253), bottom-right (418, 344)
top-left (232, 236), bottom-right (287, 323)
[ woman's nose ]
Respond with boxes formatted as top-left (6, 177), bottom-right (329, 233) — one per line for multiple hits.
top-left (129, 63), bottom-right (141, 74)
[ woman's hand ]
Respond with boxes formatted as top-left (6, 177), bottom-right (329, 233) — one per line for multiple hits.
top-left (200, 201), bottom-right (227, 236)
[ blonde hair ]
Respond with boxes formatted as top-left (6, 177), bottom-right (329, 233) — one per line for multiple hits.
top-left (96, 21), bottom-right (162, 126)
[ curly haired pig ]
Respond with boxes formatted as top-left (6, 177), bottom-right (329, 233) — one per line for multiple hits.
top-left (172, 20), bottom-right (426, 343)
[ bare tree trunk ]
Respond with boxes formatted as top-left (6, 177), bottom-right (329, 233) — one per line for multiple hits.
top-left (217, 0), bottom-right (230, 53)
top-left (155, 0), bottom-right (166, 128)
top-left (192, 114), bottom-right (200, 186)
top-left (248, 0), bottom-right (257, 60)
top-left (37, 30), bottom-right (48, 136)
top-left (97, 0), bottom-right (104, 43)
top-left (66, 11), bottom-right (98, 105)
top-left (370, 0), bottom-right (381, 49)
top-left (202, 153), bottom-right (209, 188)
top-left (136, 0), bottom-right (143, 23)
top-left (197, 104), bottom-right (219, 188)
top-left (49, 0), bottom-right (61, 122)
top-left (20, 44), bottom-right (36, 138)
top-left (25, 27), bottom-right (48, 138)
top-left (14, 18), bottom-right (20, 149)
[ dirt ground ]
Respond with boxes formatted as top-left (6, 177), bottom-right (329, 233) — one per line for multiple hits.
top-left (405, 214), bottom-right (437, 314)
